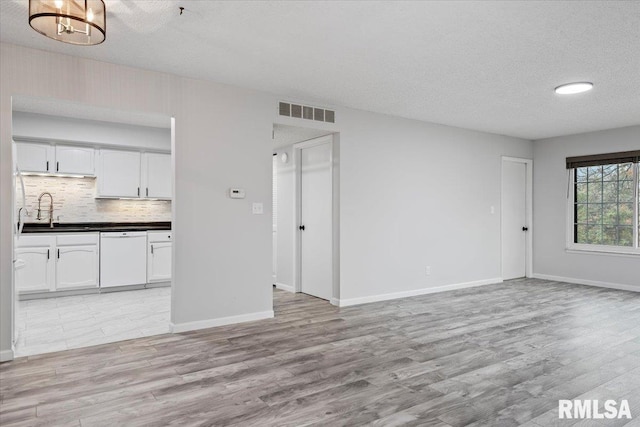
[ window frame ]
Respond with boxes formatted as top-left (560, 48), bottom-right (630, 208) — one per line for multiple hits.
top-left (566, 162), bottom-right (640, 256)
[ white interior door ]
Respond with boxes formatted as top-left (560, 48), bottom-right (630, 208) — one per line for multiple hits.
top-left (502, 160), bottom-right (528, 280)
top-left (272, 155), bottom-right (278, 284)
top-left (300, 141), bottom-right (333, 300)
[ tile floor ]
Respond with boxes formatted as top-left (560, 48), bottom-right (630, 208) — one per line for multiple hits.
top-left (14, 287), bottom-right (170, 357)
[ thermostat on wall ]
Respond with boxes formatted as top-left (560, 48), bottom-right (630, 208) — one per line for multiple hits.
top-left (229, 188), bottom-right (246, 199)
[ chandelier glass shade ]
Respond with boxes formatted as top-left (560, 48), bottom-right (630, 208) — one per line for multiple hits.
top-left (29, 0), bottom-right (106, 46)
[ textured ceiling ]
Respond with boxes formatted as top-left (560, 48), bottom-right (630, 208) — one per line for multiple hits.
top-left (1, 1), bottom-right (639, 139)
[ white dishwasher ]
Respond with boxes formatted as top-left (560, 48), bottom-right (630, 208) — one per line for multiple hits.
top-left (100, 232), bottom-right (147, 288)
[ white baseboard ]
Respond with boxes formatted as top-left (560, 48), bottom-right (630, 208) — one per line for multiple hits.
top-left (170, 310), bottom-right (274, 333)
top-left (330, 298), bottom-right (340, 306)
top-left (531, 274), bottom-right (640, 293)
top-left (0, 349), bottom-right (14, 362)
top-left (274, 283), bottom-right (295, 293)
top-left (334, 277), bottom-right (503, 307)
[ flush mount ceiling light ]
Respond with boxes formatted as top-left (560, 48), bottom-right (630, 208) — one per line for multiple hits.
top-left (29, 0), bottom-right (106, 46)
top-left (554, 82), bottom-right (593, 95)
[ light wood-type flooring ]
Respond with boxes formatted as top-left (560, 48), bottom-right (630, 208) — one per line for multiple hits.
top-left (1, 278), bottom-right (640, 426)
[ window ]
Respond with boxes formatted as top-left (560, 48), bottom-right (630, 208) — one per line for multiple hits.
top-left (567, 151), bottom-right (640, 254)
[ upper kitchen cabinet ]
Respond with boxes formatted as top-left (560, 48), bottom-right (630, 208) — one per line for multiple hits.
top-left (15, 142), bottom-right (95, 175)
top-left (15, 142), bottom-right (54, 173)
top-left (96, 149), bottom-right (141, 198)
top-left (142, 153), bottom-right (172, 199)
top-left (55, 145), bottom-right (95, 175)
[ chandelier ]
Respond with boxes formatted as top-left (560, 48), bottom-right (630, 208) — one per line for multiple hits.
top-left (29, 0), bottom-right (106, 46)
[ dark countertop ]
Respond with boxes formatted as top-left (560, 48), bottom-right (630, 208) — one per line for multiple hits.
top-left (21, 222), bottom-right (172, 234)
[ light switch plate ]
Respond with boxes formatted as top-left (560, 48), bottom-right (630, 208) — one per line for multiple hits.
top-left (252, 202), bottom-right (264, 214)
top-left (229, 188), bottom-right (245, 199)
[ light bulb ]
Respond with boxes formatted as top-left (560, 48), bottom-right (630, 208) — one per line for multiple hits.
top-left (54, 0), bottom-right (64, 8)
top-left (86, 8), bottom-right (94, 22)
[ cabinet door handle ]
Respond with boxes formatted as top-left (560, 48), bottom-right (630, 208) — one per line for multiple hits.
top-left (57, 249), bottom-right (60, 259)
top-left (47, 249), bottom-right (50, 260)
top-left (146, 188), bottom-right (149, 197)
top-left (46, 161), bottom-right (49, 171)
top-left (137, 187), bottom-right (140, 197)
top-left (56, 161), bottom-right (59, 172)
top-left (151, 244), bottom-right (154, 255)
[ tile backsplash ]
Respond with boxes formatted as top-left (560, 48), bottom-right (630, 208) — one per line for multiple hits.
top-left (19, 176), bottom-right (171, 223)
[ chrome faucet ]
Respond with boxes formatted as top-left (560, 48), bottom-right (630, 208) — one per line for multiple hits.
top-left (37, 192), bottom-right (54, 228)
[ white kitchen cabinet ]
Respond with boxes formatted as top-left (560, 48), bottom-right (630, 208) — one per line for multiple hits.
top-left (15, 247), bottom-right (54, 293)
top-left (97, 149), bottom-right (141, 198)
top-left (15, 233), bottom-right (99, 294)
top-left (56, 233), bottom-right (99, 290)
top-left (147, 231), bottom-right (172, 283)
top-left (15, 142), bottom-right (55, 173)
top-left (55, 145), bottom-right (95, 175)
top-left (141, 153), bottom-right (172, 199)
top-left (15, 143), bottom-right (95, 175)
top-left (14, 235), bottom-right (55, 293)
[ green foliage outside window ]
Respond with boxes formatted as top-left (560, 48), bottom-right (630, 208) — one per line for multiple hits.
top-left (574, 162), bottom-right (637, 247)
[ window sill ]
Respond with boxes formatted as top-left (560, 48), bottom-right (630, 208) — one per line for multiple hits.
top-left (566, 246), bottom-right (640, 258)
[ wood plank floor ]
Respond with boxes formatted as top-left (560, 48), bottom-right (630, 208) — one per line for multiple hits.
top-left (1, 278), bottom-right (640, 426)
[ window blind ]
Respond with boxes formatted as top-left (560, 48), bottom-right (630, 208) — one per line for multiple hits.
top-left (566, 150), bottom-right (640, 169)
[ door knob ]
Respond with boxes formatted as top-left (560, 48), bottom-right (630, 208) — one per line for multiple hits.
top-left (522, 226), bottom-right (529, 231)
top-left (299, 225), bottom-right (305, 231)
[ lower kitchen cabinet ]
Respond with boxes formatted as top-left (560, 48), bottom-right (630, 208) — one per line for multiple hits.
top-left (147, 231), bottom-right (172, 283)
top-left (15, 233), bottom-right (99, 295)
top-left (15, 237), bottom-right (55, 293)
top-left (56, 247), bottom-right (99, 290)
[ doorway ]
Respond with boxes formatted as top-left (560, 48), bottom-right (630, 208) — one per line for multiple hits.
top-left (11, 96), bottom-right (175, 358)
top-left (272, 125), bottom-right (338, 303)
top-left (501, 157), bottom-right (533, 280)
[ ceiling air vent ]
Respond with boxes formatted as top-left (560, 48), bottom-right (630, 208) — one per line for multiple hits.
top-left (291, 104), bottom-right (302, 118)
top-left (279, 102), bottom-right (291, 117)
top-left (279, 102), bottom-right (335, 124)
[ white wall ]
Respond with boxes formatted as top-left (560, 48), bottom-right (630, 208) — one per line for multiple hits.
top-left (13, 112), bottom-right (171, 151)
top-left (1, 43), bottom-right (274, 358)
top-left (274, 145), bottom-right (295, 290)
top-left (338, 109), bottom-right (533, 301)
top-left (1, 42), bottom-right (536, 358)
top-left (532, 126), bottom-right (640, 289)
